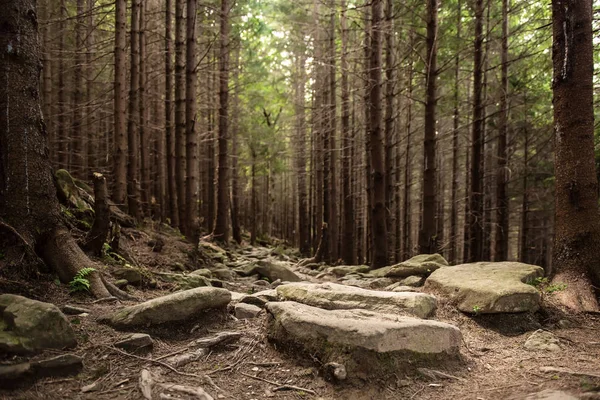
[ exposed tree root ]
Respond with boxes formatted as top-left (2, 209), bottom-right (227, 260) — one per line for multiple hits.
top-left (101, 275), bottom-right (139, 301)
top-left (41, 227), bottom-right (111, 299)
top-left (298, 223), bottom-right (327, 266)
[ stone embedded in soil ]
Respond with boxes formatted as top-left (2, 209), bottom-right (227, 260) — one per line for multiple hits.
top-left (190, 268), bottom-right (213, 278)
top-left (399, 275), bottom-right (425, 287)
top-left (210, 268), bottom-right (237, 281)
top-left (234, 303), bottom-right (262, 319)
top-left (154, 271), bottom-right (212, 290)
top-left (113, 267), bottom-right (144, 285)
top-left (424, 261), bottom-right (544, 314)
top-left (370, 254), bottom-right (449, 279)
top-left (254, 260), bottom-right (302, 282)
top-left (100, 287), bottom-right (231, 329)
top-left (524, 329), bottom-right (561, 352)
top-left (0, 354), bottom-right (83, 384)
top-left (62, 305), bottom-right (92, 315)
top-left (276, 282), bottom-right (437, 319)
top-left (326, 265), bottom-right (371, 277)
top-left (266, 301), bottom-right (461, 375)
top-left (115, 333), bottom-right (154, 353)
top-left (0, 294), bottom-right (77, 354)
top-left (342, 277), bottom-right (396, 290)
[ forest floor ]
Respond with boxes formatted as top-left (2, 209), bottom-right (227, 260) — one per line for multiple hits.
top-left (1, 224), bottom-right (600, 400)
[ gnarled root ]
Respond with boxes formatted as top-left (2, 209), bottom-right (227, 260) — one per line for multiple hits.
top-left (41, 226), bottom-right (111, 299)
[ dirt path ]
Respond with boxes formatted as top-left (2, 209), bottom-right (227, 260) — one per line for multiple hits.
top-left (1, 228), bottom-right (600, 400)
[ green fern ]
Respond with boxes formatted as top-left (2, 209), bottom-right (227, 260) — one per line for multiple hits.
top-left (69, 267), bottom-right (96, 293)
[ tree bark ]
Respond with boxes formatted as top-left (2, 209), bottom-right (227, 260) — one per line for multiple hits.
top-left (113, 0), bottom-right (128, 209)
top-left (127, 0), bottom-right (141, 220)
top-left (83, 174), bottom-right (110, 256)
top-left (468, 0), bottom-right (484, 262)
top-left (368, 0), bottom-right (388, 268)
top-left (165, 0), bottom-right (179, 227)
top-left (175, 0), bottom-right (187, 230)
top-left (0, 0), bottom-right (110, 299)
top-left (419, 0), bottom-right (439, 255)
top-left (213, 0), bottom-right (231, 242)
top-left (185, 0), bottom-right (199, 240)
top-left (551, 0), bottom-right (600, 311)
top-left (494, 0), bottom-right (510, 261)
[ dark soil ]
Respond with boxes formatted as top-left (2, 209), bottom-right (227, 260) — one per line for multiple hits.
top-left (1, 225), bottom-right (600, 400)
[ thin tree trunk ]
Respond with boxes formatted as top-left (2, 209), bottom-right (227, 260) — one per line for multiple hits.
top-left (127, 0), bottom-right (141, 220)
top-left (450, 0), bottom-right (461, 264)
top-left (71, 0), bottom-right (85, 178)
top-left (384, 0), bottom-right (395, 262)
top-left (139, 0), bottom-right (150, 215)
top-left (231, 40), bottom-right (242, 244)
top-left (419, 0), bottom-right (439, 255)
top-left (328, 0), bottom-right (338, 262)
top-left (165, 0), bottom-right (179, 227)
top-left (57, 0), bottom-right (68, 169)
top-left (175, 0), bottom-right (187, 229)
top-left (213, 0), bottom-right (230, 242)
top-left (494, 0), bottom-right (509, 261)
top-left (468, 0), bottom-right (484, 262)
top-left (185, 0), bottom-right (199, 239)
top-left (113, 0), bottom-right (127, 209)
top-left (368, 0), bottom-right (388, 268)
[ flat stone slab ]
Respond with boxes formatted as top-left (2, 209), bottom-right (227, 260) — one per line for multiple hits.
top-left (276, 282), bottom-right (437, 319)
top-left (266, 302), bottom-right (461, 368)
top-left (524, 329), bottom-right (560, 352)
top-left (0, 294), bottom-right (76, 354)
top-left (425, 262), bottom-right (544, 314)
top-left (101, 287), bottom-right (231, 329)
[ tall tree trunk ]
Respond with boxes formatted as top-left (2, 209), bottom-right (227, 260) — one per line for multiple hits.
top-left (213, 0), bottom-right (230, 242)
top-left (296, 53), bottom-right (310, 256)
top-left (0, 0), bottom-right (110, 299)
top-left (520, 105), bottom-right (529, 264)
top-left (71, 0), bottom-right (85, 178)
top-left (450, 0), bottom-right (462, 264)
top-left (113, 0), bottom-right (127, 208)
top-left (341, 0), bottom-right (355, 265)
top-left (551, 0), bottom-right (600, 311)
top-left (402, 31), bottom-right (415, 260)
top-left (384, 0), bottom-right (395, 263)
top-left (368, 0), bottom-right (388, 268)
top-left (185, 0), bottom-right (199, 239)
top-left (468, 0), bottom-right (484, 262)
top-left (419, 0), bottom-right (439, 255)
top-left (139, 0), bottom-right (150, 215)
top-left (57, 0), bottom-right (67, 169)
top-left (230, 40), bottom-right (242, 244)
top-left (85, 0), bottom-right (96, 178)
top-left (127, 0), bottom-right (141, 220)
top-left (494, 0), bottom-right (509, 261)
top-left (175, 0), bottom-right (187, 229)
top-left (165, 0), bottom-right (179, 227)
top-left (328, 0), bottom-right (338, 262)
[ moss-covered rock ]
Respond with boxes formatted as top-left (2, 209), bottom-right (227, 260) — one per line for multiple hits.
top-left (0, 295), bottom-right (76, 354)
top-left (377, 254), bottom-right (449, 278)
top-left (100, 287), bottom-right (231, 329)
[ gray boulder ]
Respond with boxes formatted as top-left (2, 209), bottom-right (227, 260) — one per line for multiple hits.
top-left (276, 282), bottom-right (437, 319)
top-left (266, 302), bottom-right (461, 376)
top-left (326, 265), bottom-right (370, 277)
top-left (425, 261), bottom-right (544, 314)
top-left (234, 303), bottom-right (262, 319)
top-left (101, 287), bottom-right (231, 329)
top-left (524, 330), bottom-right (560, 352)
top-left (115, 333), bottom-right (154, 353)
top-left (0, 294), bottom-right (77, 354)
top-left (379, 254), bottom-right (449, 278)
top-left (255, 260), bottom-right (302, 282)
top-left (154, 271), bottom-right (212, 290)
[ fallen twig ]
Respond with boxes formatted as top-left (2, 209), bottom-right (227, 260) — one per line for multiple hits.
top-left (418, 368), bottom-right (466, 381)
top-left (139, 369), bottom-right (153, 400)
top-left (239, 371), bottom-right (317, 396)
top-left (539, 366), bottom-right (600, 379)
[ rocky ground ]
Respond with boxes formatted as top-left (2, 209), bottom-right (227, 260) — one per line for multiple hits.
top-left (1, 223), bottom-right (600, 400)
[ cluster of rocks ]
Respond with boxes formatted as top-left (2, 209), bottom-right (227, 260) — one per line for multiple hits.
top-left (1, 247), bottom-right (557, 391)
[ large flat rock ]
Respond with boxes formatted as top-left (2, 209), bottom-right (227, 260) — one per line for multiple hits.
top-left (0, 294), bottom-right (77, 354)
top-left (374, 254), bottom-right (449, 278)
top-left (425, 262), bottom-right (544, 314)
top-left (276, 282), bottom-right (437, 319)
top-left (266, 302), bottom-right (461, 375)
top-left (101, 287), bottom-right (231, 329)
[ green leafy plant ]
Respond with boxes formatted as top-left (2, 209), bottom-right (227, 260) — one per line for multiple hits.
top-left (528, 277), bottom-right (567, 294)
top-left (69, 267), bottom-right (96, 293)
top-left (472, 305), bottom-right (482, 314)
